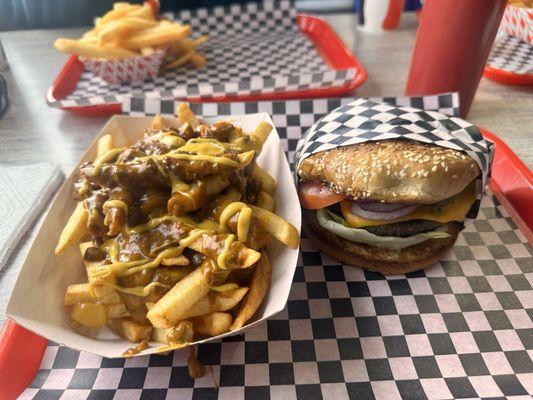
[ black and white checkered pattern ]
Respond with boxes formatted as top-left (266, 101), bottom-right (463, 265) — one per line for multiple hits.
top-left (20, 97), bottom-right (532, 400)
top-left (46, 0), bottom-right (356, 109)
top-left (487, 33), bottom-right (533, 75)
top-left (293, 95), bottom-right (494, 222)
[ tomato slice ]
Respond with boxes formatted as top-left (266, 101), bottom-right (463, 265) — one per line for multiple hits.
top-left (298, 181), bottom-right (345, 209)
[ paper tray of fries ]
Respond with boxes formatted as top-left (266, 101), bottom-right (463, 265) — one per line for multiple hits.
top-left (6, 110), bottom-right (300, 358)
top-left (55, 2), bottom-right (207, 84)
top-left (502, 0), bottom-right (533, 45)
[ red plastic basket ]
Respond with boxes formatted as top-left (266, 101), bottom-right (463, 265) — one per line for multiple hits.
top-left (47, 14), bottom-right (367, 116)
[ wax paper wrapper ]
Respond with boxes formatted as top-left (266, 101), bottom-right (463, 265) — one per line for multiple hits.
top-left (501, 3), bottom-right (533, 45)
top-left (81, 49), bottom-right (167, 84)
top-left (294, 96), bottom-right (494, 221)
top-left (6, 113), bottom-right (301, 358)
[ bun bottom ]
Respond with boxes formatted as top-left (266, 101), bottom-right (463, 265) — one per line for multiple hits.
top-left (302, 209), bottom-right (460, 275)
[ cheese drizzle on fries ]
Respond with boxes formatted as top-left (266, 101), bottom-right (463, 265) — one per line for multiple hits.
top-left (54, 2), bottom-right (207, 71)
top-left (57, 104), bottom-right (299, 354)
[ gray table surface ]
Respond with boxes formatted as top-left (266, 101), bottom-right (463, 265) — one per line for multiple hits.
top-left (0, 12), bottom-right (531, 327)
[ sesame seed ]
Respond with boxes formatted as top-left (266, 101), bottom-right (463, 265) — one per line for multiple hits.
top-left (432, 165), bottom-right (438, 172)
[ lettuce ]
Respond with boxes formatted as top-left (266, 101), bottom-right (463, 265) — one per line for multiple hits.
top-left (317, 209), bottom-right (451, 251)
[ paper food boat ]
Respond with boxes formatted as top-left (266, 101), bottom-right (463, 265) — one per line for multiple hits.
top-left (6, 113), bottom-right (301, 358)
top-left (82, 49), bottom-right (167, 84)
top-left (501, 3), bottom-right (533, 45)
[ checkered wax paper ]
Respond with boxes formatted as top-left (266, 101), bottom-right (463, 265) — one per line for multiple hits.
top-left (21, 96), bottom-right (532, 400)
top-left (486, 33), bottom-right (533, 75)
top-left (294, 94), bottom-right (494, 222)
top-left (46, 0), bottom-right (356, 109)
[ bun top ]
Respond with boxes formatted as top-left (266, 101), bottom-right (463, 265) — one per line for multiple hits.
top-left (297, 140), bottom-right (479, 204)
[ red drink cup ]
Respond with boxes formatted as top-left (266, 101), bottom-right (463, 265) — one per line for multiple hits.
top-left (405, 0), bottom-right (508, 117)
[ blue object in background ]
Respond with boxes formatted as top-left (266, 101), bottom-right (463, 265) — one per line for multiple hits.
top-left (354, 0), bottom-right (421, 12)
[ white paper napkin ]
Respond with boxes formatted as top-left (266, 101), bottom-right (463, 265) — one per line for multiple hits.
top-left (0, 163), bottom-right (63, 270)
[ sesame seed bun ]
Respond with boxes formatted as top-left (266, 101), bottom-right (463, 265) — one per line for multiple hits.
top-left (298, 140), bottom-right (479, 204)
top-left (302, 209), bottom-right (460, 274)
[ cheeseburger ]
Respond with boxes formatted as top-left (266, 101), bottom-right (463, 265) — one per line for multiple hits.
top-left (297, 140), bottom-right (479, 274)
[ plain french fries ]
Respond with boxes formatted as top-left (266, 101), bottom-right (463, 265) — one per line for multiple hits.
top-left (147, 266), bottom-right (210, 328)
top-left (189, 54), bottom-right (206, 69)
top-left (251, 205), bottom-right (300, 249)
top-left (257, 191), bottom-right (275, 212)
top-left (54, 2), bottom-right (206, 72)
top-left (55, 202), bottom-right (89, 255)
top-left (252, 164), bottom-right (276, 194)
top-left (191, 312), bottom-right (233, 336)
top-left (108, 318), bottom-right (152, 342)
top-left (231, 251), bottom-right (271, 330)
top-left (54, 38), bottom-right (137, 60)
top-left (124, 24), bottom-right (192, 49)
top-left (140, 46), bottom-right (155, 56)
top-left (164, 50), bottom-right (194, 70)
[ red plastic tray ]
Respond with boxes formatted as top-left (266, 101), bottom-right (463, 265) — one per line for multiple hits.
top-left (483, 65), bottom-right (533, 86)
top-left (0, 129), bottom-right (531, 399)
top-left (47, 14), bottom-right (367, 116)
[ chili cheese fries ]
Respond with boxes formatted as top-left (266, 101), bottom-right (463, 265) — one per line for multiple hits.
top-left (57, 104), bottom-right (299, 352)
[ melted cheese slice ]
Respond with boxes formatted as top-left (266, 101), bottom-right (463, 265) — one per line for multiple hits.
top-left (340, 184), bottom-right (476, 228)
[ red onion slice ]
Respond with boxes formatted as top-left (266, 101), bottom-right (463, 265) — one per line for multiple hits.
top-left (350, 202), bottom-right (419, 221)
top-left (358, 202), bottom-right (410, 213)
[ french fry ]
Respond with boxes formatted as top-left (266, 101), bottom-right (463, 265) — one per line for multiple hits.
top-left (152, 321), bottom-right (194, 344)
top-left (231, 251), bottom-right (271, 330)
top-left (106, 303), bottom-right (130, 319)
top-left (164, 51), bottom-right (194, 70)
top-left (55, 202), bottom-right (89, 255)
top-left (250, 121), bottom-right (273, 152)
top-left (190, 54), bottom-right (206, 69)
top-left (191, 312), bottom-right (232, 336)
top-left (124, 5), bottom-right (154, 20)
top-left (97, 134), bottom-right (113, 157)
top-left (108, 318), bottom-right (152, 342)
top-left (65, 282), bottom-right (123, 305)
top-left (212, 287), bottom-right (249, 312)
top-left (124, 24), bottom-right (192, 49)
top-left (191, 35), bottom-right (208, 48)
top-left (252, 164), bottom-right (276, 194)
top-left (54, 38), bottom-right (137, 60)
top-left (151, 114), bottom-right (164, 130)
top-left (250, 205), bottom-right (299, 249)
top-left (257, 191), bottom-right (275, 212)
top-left (140, 46), bottom-right (155, 56)
top-left (98, 18), bottom-right (158, 46)
top-left (64, 283), bottom-right (96, 306)
top-left (181, 287), bottom-right (249, 319)
top-left (177, 103), bottom-right (199, 128)
top-left (113, 2), bottom-right (140, 11)
top-left (181, 296), bottom-right (212, 319)
top-left (147, 266), bottom-right (210, 328)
